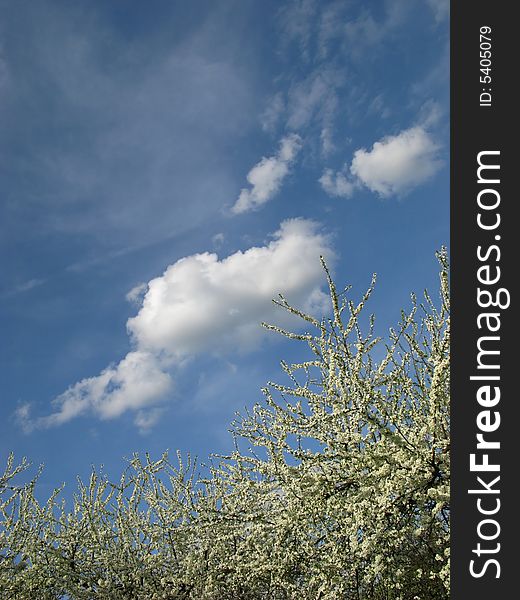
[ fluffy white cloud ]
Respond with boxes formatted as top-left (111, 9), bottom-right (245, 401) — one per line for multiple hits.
top-left (319, 168), bottom-right (355, 198)
top-left (21, 352), bottom-right (173, 431)
top-left (350, 127), bottom-right (441, 197)
top-left (23, 219), bottom-right (333, 430)
top-left (231, 134), bottom-right (302, 214)
top-left (320, 126), bottom-right (442, 200)
top-left (128, 218), bottom-right (333, 356)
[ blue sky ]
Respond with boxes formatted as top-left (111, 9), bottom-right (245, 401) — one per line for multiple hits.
top-left (0, 0), bottom-right (449, 496)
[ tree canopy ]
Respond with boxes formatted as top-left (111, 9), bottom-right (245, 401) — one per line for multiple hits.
top-left (1, 251), bottom-right (450, 599)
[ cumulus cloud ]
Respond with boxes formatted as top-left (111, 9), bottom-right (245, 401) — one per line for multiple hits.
top-left (350, 126), bottom-right (442, 197)
top-left (19, 352), bottom-right (173, 432)
top-left (21, 219), bottom-right (334, 430)
top-left (128, 218), bottom-right (333, 356)
top-left (320, 126), bottom-right (442, 200)
top-left (231, 134), bottom-right (302, 214)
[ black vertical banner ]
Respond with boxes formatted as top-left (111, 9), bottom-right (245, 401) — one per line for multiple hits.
top-left (452, 1), bottom-right (515, 597)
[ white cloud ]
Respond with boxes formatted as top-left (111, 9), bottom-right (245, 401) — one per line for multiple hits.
top-left (128, 218), bottom-right (333, 356)
top-left (319, 168), bottom-right (355, 198)
top-left (350, 126), bottom-right (442, 197)
top-left (320, 125), bottom-right (442, 200)
top-left (231, 135), bottom-right (302, 214)
top-left (28, 352), bottom-right (173, 430)
top-left (22, 219), bottom-right (334, 430)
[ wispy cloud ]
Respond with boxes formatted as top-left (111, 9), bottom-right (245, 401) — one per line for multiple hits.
top-left (212, 232), bottom-right (225, 247)
top-left (277, 0), bottom-right (318, 62)
top-left (426, 0), bottom-right (449, 23)
top-left (286, 70), bottom-right (341, 131)
top-left (134, 407), bottom-right (168, 435)
top-left (320, 127), bottom-right (335, 157)
top-left (262, 0), bottom-right (422, 173)
top-left (261, 92), bottom-right (285, 133)
top-left (1, 3), bottom-right (257, 258)
top-left (126, 283), bottom-right (147, 305)
top-left (18, 219), bottom-right (334, 431)
top-left (231, 134), bottom-right (302, 214)
top-left (17, 351), bottom-right (173, 432)
top-left (343, 2), bottom-right (408, 55)
top-left (1, 278), bottom-right (45, 299)
top-left (319, 168), bottom-right (355, 199)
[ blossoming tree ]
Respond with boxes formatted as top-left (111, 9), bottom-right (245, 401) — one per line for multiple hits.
top-left (1, 251), bottom-right (450, 599)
